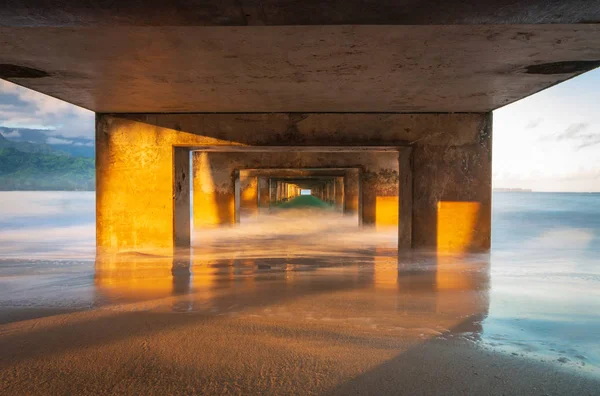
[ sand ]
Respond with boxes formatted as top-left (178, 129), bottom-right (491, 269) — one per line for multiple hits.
top-left (1, 258), bottom-right (598, 395)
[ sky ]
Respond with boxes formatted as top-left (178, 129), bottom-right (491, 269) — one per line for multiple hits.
top-left (493, 69), bottom-right (600, 192)
top-left (0, 79), bottom-right (94, 146)
top-left (1, 71), bottom-right (600, 192)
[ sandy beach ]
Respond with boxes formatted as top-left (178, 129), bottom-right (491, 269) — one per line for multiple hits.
top-left (1, 251), bottom-right (599, 395)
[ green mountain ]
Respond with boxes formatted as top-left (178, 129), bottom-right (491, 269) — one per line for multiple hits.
top-left (0, 144), bottom-right (94, 191)
top-left (0, 131), bottom-right (63, 155)
top-left (0, 127), bottom-right (95, 158)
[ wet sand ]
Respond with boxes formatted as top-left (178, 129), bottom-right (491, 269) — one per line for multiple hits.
top-left (1, 252), bottom-right (599, 395)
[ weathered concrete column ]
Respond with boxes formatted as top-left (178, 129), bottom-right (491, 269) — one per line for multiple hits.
top-left (360, 152), bottom-right (400, 230)
top-left (398, 148), bottom-right (413, 250)
top-left (344, 169), bottom-right (360, 216)
top-left (96, 115), bottom-right (195, 255)
top-left (239, 174), bottom-right (258, 218)
top-left (192, 152), bottom-right (235, 229)
top-left (277, 181), bottom-right (283, 202)
top-left (257, 177), bottom-right (270, 212)
top-left (269, 178), bottom-right (276, 206)
top-left (334, 176), bottom-right (344, 212)
top-left (412, 115), bottom-right (492, 252)
top-left (173, 147), bottom-right (191, 248)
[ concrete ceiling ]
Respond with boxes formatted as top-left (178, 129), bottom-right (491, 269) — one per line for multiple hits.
top-left (1, 25), bottom-right (599, 113)
top-left (1, 1), bottom-right (600, 26)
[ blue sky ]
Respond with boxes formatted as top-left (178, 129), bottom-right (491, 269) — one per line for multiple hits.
top-left (493, 69), bottom-right (600, 192)
top-left (1, 70), bottom-right (600, 192)
top-left (0, 79), bottom-right (94, 145)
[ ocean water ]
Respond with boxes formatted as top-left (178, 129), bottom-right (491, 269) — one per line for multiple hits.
top-left (0, 191), bottom-right (598, 377)
top-left (486, 192), bottom-right (600, 373)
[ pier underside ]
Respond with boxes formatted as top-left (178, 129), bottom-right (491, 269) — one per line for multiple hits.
top-left (0, 1), bottom-right (599, 256)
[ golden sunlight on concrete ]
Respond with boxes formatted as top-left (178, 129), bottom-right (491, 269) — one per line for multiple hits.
top-left (96, 113), bottom-right (491, 254)
top-left (193, 152), bottom-right (236, 228)
top-left (436, 201), bottom-right (481, 253)
top-left (375, 196), bottom-right (399, 229)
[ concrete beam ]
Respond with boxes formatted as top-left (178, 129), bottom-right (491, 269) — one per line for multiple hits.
top-left (2, 26), bottom-right (600, 113)
top-left (2, 1), bottom-right (599, 27)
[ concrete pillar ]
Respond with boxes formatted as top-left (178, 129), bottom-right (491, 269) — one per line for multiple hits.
top-left (412, 114), bottom-right (492, 252)
top-left (258, 177), bottom-right (270, 211)
top-left (334, 176), bottom-right (344, 212)
top-left (96, 116), bottom-right (192, 255)
top-left (360, 153), bottom-right (399, 229)
top-left (398, 148), bottom-right (413, 250)
top-left (234, 170), bottom-right (240, 224)
top-left (239, 174), bottom-right (259, 218)
top-left (269, 178), bottom-right (276, 206)
top-left (173, 147), bottom-right (191, 248)
top-left (344, 169), bottom-right (360, 216)
top-left (330, 180), bottom-right (335, 204)
top-left (192, 152), bottom-right (235, 229)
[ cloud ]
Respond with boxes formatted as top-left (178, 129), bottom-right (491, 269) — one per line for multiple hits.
top-left (0, 80), bottom-right (94, 139)
top-left (556, 123), bottom-right (590, 140)
top-left (73, 141), bottom-right (94, 147)
top-left (46, 137), bottom-right (73, 145)
top-left (538, 122), bottom-right (600, 150)
top-left (525, 118), bottom-right (543, 129)
top-left (0, 129), bottom-right (21, 138)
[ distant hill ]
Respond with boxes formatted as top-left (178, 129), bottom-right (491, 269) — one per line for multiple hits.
top-left (0, 133), bottom-right (94, 191)
top-left (0, 130), bottom-right (60, 155)
top-left (0, 127), bottom-right (94, 158)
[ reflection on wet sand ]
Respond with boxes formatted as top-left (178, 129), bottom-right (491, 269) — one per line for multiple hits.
top-left (2, 249), bottom-right (598, 394)
top-left (93, 250), bottom-right (495, 389)
top-left (95, 250), bottom-right (489, 328)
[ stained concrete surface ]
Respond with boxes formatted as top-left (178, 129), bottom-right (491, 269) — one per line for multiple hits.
top-left (3, 0), bottom-right (600, 26)
top-left (2, 26), bottom-right (600, 113)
